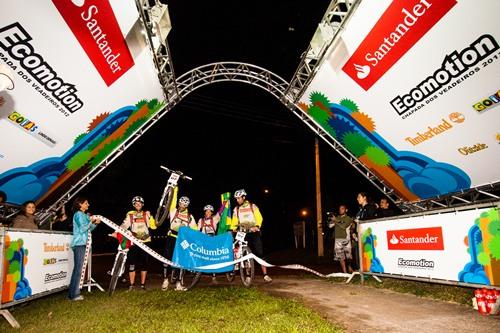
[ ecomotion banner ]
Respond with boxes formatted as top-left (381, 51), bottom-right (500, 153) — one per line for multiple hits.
top-left (359, 206), bottom-right (500, 287)
top-left (2, 229), bottom-right (73, 305)
top-left (299, 0), bottom-right (500, 201)
top-left (0, 0), bottom-right (165, 205)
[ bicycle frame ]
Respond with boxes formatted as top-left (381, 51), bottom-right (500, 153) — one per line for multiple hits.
top-left (108, 246), bottom-right (129, 296)
top-left (234, 229), bottom-right (255, 287)
top-left (155, 165), bottom-right (192, 226)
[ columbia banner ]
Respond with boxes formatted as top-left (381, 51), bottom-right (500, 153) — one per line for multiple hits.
top-left (298, 0), bottom-right (500, 201)
top-left (359, 206), bottom-right (500, 287)
top-left (173, 227), bottom-right (234, 274)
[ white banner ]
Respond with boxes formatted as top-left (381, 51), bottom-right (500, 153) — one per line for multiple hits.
top-left (359, 206), bottom-right (500, 287)
top-left (298, 0), bottom-right (500, 201)
top-left (0, 0), bottom-right (165, 205)
top-left (2, 230), bottom-right (73, 304)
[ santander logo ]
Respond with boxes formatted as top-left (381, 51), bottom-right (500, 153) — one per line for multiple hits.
top-left (387, 227), bottom-right (444, 250)
top-left (343, 0), bottom-right (456, 90)
top-left (52, 0), bottom-right (135, 86)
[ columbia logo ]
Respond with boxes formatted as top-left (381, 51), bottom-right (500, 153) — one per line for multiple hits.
top-left (181, 240), bottom-right (190, 250)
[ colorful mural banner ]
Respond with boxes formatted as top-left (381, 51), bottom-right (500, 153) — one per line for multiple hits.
top-left (0, 0), bottom-right (165, 205)
top-left (359, 206), bottom-right (500, 287)
top-left (299, 0), bottom-right (500, 201)
top-left (2, 229), bottom-right (73, 305)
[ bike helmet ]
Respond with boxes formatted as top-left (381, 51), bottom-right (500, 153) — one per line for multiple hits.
top-left (179, 196), bottom-right (190, 206)
top-left (234, 189), bottom-right (247, 198)
top-left (203, 205), bottom-right (214, 212)
top-left (132, 196), bottom-right (144, 205)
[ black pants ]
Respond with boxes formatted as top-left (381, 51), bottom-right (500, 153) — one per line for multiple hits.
top-left (128, 245), bottom-right (149, 272)
top-left (245, 231), bottom-right (264, 258)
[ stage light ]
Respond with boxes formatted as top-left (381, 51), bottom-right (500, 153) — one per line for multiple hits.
top-left (150, 3), bottom-right (171, 49)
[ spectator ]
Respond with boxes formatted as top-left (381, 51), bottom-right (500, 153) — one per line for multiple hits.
top-left (377, 198), bottom-right (395, 218)
top-left (52, 205), bottom-right (71, 231)
top-left (12, 201), bottom-right (38, 230)
top-left (68, 197), bottom-right (100, 301)
top-left (328, 204), bottom-right (354, 273)
top-left (351, 192), bottom-right (377, 270)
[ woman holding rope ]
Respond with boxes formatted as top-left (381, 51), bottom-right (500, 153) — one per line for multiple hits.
top-left (68, 197), bottom-right (100, 301)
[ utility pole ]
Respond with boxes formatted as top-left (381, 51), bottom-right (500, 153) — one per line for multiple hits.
top-left (315, 137), bottom-right (324, 257)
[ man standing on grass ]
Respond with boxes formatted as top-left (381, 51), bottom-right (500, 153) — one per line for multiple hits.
top-left (328, 204), bottom-right (354, 274)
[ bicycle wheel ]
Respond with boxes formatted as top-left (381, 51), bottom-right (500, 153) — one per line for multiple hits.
top-left (180, 269), bottom-right (202, 290)
top-left (239, 247), bottom-right (254, 287)
top-left (108, 252), bottom-right (126, 296)
top-left (155, 186), bottom-right (173, 226)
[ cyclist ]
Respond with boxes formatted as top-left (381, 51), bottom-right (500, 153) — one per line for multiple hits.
top-left (121, 196), bottom-right (156, 291)
top-left (162, 187), bottom-right (197, 291)
top-left (198, 203), bottom-right (226, 283)
top-left (231, 189), bottom-right (272, 283)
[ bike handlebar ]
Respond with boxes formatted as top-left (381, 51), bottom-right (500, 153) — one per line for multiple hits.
top-left (160, 165), bottom-right (192, 180)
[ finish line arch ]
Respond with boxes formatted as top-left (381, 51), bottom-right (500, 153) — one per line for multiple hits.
top-left (38, 61), bottom-right (406, 214)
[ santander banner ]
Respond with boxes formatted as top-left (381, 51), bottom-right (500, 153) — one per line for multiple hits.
top-left (298, 0), bottom-right (500, 202)
top-left (52, 0), bottom-right (134, 86)
top-left (342, 0), bottom-right (456, 90)
top-left (359, 207), bottom-right (500, 287)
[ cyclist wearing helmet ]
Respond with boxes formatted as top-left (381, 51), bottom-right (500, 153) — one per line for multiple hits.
top-left (162, 187), bottom-right (197, 291)
top-left (198, 202), bottom-right (226, 283)
top-left (231, 189), bottom-right (272, 282)
top-left (121, 196), bottom-right (156, 291)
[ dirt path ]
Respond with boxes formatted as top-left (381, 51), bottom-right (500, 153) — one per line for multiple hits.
top-left (257, 276), bottom-right (500, 333)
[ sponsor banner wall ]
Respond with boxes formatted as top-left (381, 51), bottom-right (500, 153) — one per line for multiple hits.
top-left (0, 0), bottom-right (165, 205)
top-left (359, 207), bottom-right (500, 286)
top-left (2, 230), bottom-right (73, 304)
top-left (173, 227), bottom-right (234, 273)
top-left (299, 0), bottom-right (500, 201)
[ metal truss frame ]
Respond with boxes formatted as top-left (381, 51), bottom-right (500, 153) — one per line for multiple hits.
top-left (40, 0), bottom-right (500, 218)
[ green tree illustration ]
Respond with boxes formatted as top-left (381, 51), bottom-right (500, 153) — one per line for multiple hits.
top-left (365, 146), bottom-right (391, 166)
top-left (342, 132), bottom-right (371, 157)
top-left (67, 150), bottom-right (92, 171)
top-left (339, 98), bottom-right (359, 112)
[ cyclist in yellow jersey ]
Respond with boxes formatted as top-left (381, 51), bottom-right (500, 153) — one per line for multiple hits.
top-left (162, 187), bottom-right (197, 291)
top-left (120, 196), bottom-right (156, 291)
top-left (231, 189), bottom-right (272, 282)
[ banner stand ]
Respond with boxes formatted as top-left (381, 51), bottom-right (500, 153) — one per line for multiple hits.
top-left (346, 222), bottom-right (382, 285)
top-left (82, 248), bottom-right (104, 293)
top-left (0, 309), bottom-right (19, 328)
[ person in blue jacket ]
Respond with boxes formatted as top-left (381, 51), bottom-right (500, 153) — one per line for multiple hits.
top-left (68, 196), bottom-right (100, 301)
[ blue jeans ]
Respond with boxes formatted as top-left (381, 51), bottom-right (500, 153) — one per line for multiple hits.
top-left (68, 245), bottom-right (86, 299)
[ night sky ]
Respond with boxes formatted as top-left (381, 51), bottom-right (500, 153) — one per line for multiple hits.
top-left (81, 0), bottom-right (383, 252)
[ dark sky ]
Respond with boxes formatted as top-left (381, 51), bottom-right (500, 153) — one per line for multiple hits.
top-left (82, 0), bottom-right (382, 251)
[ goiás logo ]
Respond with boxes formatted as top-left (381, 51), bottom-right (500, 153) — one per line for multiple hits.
top-left (43, 258), bottom-right (57, 266)
top-left (0, 23), bottom-right (84, 113)
top-left (397, 258), bottom-right (435, 270)
top-left (472, 89), bottom-right (499, 113)
top-left (52, 0), bottom-right (135, 86)
top-left (7, 111), bottom-right (58, 147)
top-left (404, 113), bottom-right (464, 146)
top-left (342, 0), bottom-right (456, 90)
top-left (391, 34), bottom-right (499, 117)
top-left (387, 227), bottom-right (444, 250)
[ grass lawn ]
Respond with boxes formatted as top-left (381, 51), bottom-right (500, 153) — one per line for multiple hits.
top-left (0, 287), bottom-right (343, 333)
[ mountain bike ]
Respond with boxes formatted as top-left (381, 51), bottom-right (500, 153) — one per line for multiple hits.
top-left (234, 227), bottom-right (254, 287)
top-left (108, 234), bottom-right (129, 296)
top-left (155, 165), bottom-right (192, 226)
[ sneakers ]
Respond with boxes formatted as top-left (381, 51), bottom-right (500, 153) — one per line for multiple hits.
top-left (245, 277), bottom-right (251, 285)
top-left (211, 276), bottom-right (218, 284)
top-left (175, 281), bottom-right (186, 291)
top-left (263, 275), bottom-right (272, 283)
top-left (71, 295), bottom-right (84, 301)
top-left (161, 279), bottom-right (169, 291)
top-left (127, 285), bottom-right (135, 292)
top-left (140, 284), bottom-right (146, 291)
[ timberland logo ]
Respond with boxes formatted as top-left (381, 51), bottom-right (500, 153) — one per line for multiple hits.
top-left (458, 143), bottom-right (488, 156)
top-left (180, 240), bottom-right (190, 250)
top-left (342, 0), bottom-right (456, 90)
top-left (405, 115), bottom-right (462, 146)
